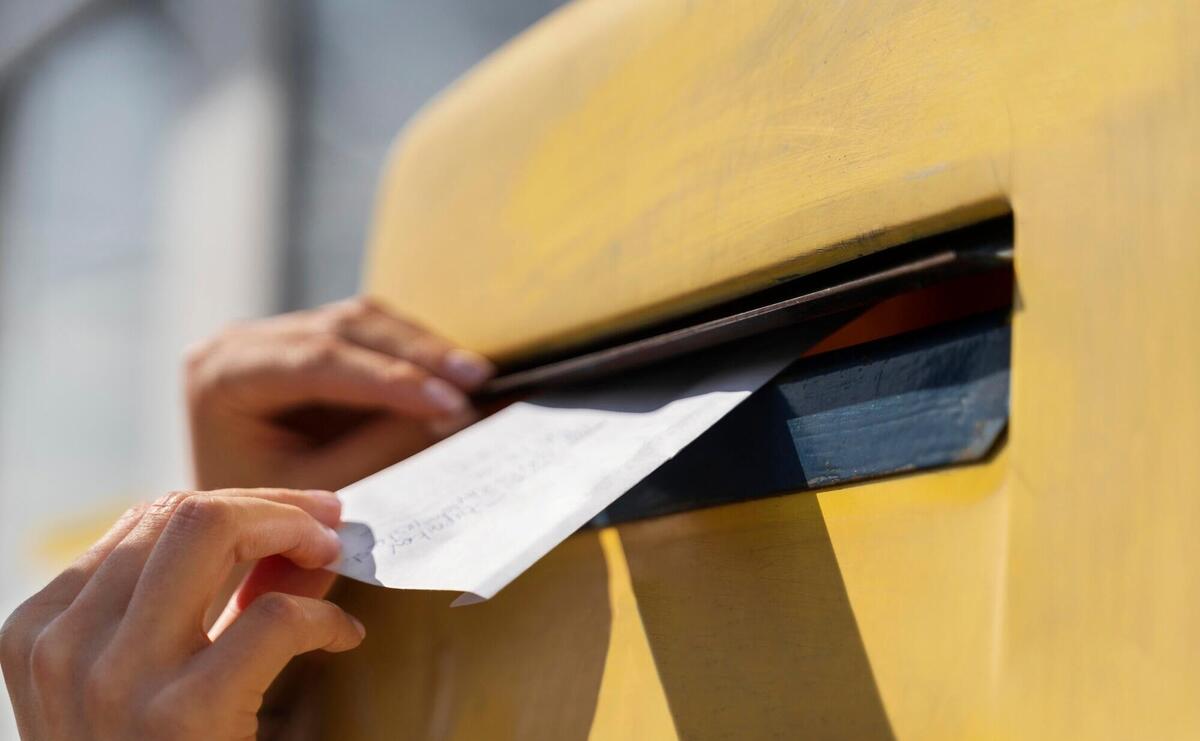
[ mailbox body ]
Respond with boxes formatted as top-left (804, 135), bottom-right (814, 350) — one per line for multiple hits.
top-left (321, 1), bottom-right (1200, 738)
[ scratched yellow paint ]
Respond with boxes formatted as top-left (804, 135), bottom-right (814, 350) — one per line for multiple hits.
top-left (358, 0), bottom-right (1200, 737)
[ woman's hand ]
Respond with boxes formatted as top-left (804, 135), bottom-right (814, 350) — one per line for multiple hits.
top-left (1, 489), bottom-right (360, 741)
top-left (185, 299), bottom-right (494, 630)
top-left (186, 297), bottom-right (495, 493)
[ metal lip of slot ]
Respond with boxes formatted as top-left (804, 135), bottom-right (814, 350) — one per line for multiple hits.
top-left (478, 221), bottom-right (1014, 399)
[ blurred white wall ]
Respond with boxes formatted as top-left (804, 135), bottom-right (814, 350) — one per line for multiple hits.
top-left (0, 2), bottom-right (563, 737)
top-left (0, 3), bottom-right (187, 649)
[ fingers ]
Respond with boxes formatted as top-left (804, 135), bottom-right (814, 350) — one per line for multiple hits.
top-left (22, 504), bottom-right (148, 612)
top-left (208, 555), bottom-right (338, 639)
top-left (0, 504), bottom-right (147, 725)
top-left (239, 335), bottom-right (473, 417)
top-left (0, 507), bottom-right (146, 740)
top-left (119, 493), bottom-right (343, 651)
top-left (200, 490), bottom-right (341, 632)
top-left (186, 593), bottom-right (364, 703)
top-left (1, 491), bottom-right (365, 740)
top-left (59, 494), bottom-right (199, 630)
top-left (321, 299), bottom-right (495, 390)
top-left (26, 490), bottom-right (335, 685)
top-left (61, 490), bottom-right (338, 645)
top-left (226, 487), bottom-right (342, 528)
top-left (235, 557), bottom-right (338, 609)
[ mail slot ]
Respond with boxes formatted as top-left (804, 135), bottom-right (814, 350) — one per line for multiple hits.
top-left (495, 216), bottom-right (1016, 526)
top-left (595, 311), bottom-right (1011, 526)
top-left (298, 0), bottom-right (1198, 738)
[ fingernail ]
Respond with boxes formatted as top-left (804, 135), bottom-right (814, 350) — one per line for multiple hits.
top-left (322, 524), bottom-right (343, 549)
top-left (350, 615), bottom-right (366, 639)
top-left (422, 377), bottom-right (468, 412)
top-left (305, 490), bottom-right (338, 499)
top-left (444, 348), bottom-right (495, 388)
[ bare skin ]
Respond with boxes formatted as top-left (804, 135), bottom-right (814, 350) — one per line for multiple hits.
top-left (0, 489), bottom-right (357, 740)
top-left (186, 296), bottom-right (494, 493)
top-left (188, 297), bottom-right (494, 628)
top-left (1, 298), bottom-right (495, 739)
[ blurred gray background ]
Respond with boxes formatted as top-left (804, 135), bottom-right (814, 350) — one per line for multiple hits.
top-left (0, 2), bottom-right (563, 735)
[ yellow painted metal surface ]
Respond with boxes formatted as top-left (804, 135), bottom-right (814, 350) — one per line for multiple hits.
top-left (585, 529), bottom-right (677, 740)
top-left (329, 0), bottom-right (1200, 738)
top-left (363, 0), bottom-right (1185, 363)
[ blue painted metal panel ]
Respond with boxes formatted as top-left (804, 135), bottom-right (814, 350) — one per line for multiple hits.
top-left (593, 314), bottom-right (1010, 526)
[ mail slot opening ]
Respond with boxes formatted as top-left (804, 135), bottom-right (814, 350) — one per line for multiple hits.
top-left (483, 215), bottom-right (1014, 398)
top-left (588, 215), bottom-right (1014, 525)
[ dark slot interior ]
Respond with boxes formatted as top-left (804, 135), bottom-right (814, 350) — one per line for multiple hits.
top-left (591, 310), bottom-right (1012, 525)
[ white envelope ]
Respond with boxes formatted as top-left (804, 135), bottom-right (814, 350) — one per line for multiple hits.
top-left (334, 339), bottom-right (798, 606)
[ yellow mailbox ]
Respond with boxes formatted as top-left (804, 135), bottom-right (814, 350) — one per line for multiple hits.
top-left (310, 1), bottom-right (1200, 738)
